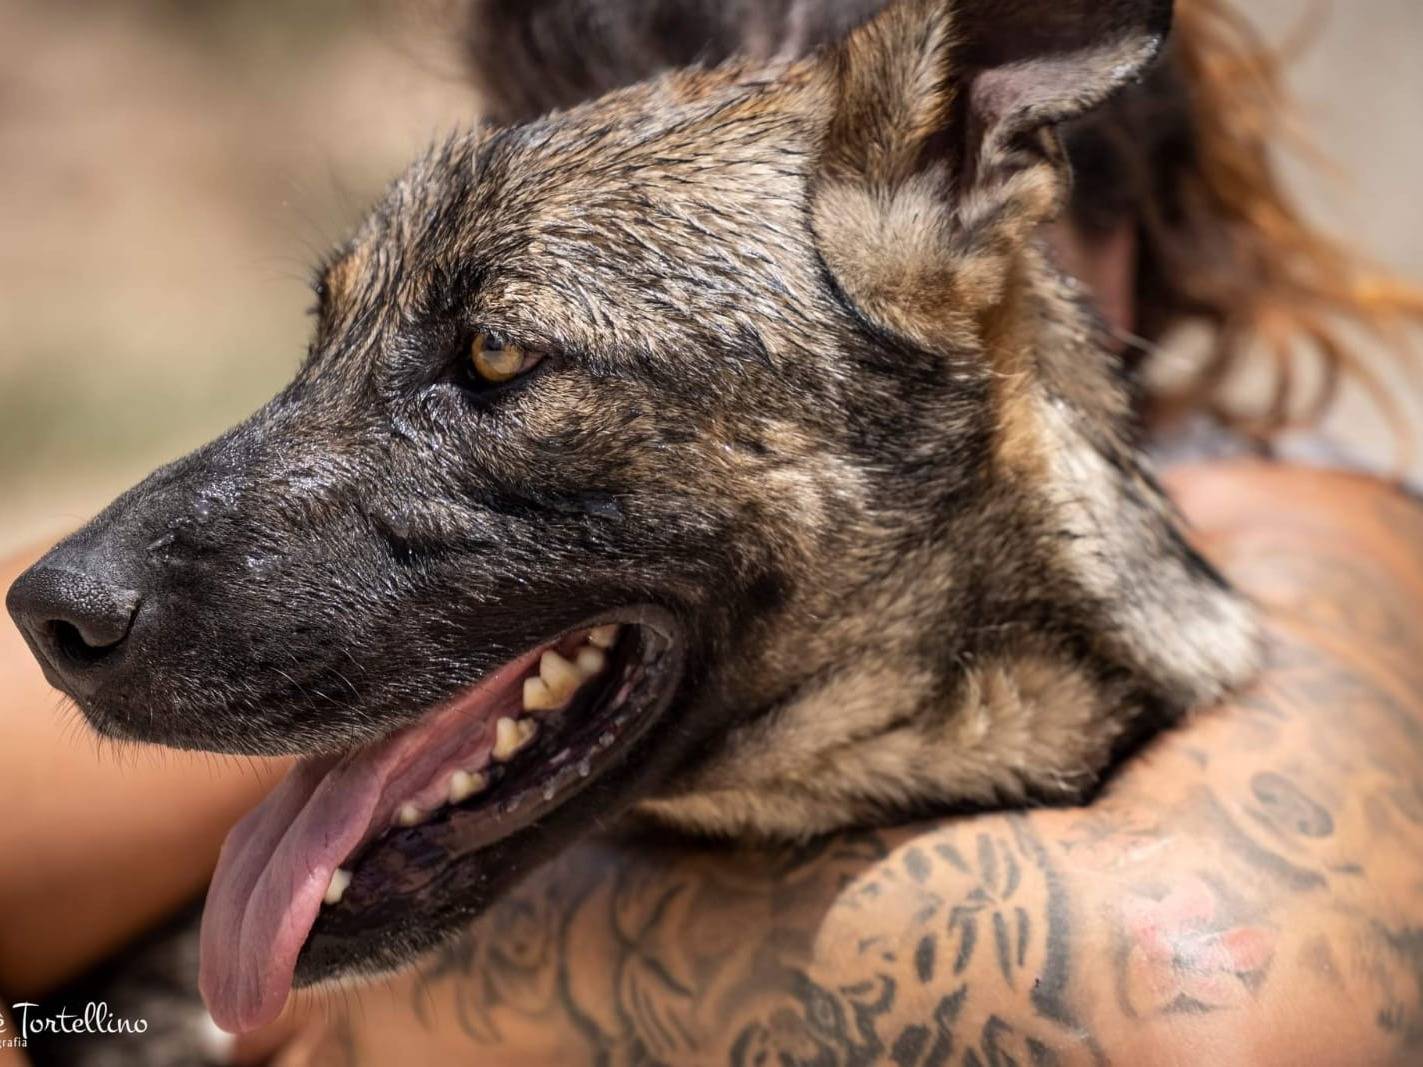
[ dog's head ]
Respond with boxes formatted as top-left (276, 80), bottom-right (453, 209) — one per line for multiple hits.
top-left (7, 0), bottom-right (1255, 1033)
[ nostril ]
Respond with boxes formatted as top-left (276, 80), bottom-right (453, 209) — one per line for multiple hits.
top-left (6, 562), bottom-right (142, 684)
top-left (50, 618), bottom-right (124, 666)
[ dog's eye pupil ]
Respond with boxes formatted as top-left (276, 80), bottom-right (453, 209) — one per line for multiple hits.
top-left (470, 333), bottom-right (540, 384)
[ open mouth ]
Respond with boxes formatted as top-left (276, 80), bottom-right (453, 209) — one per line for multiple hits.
top-left (198, 606), bottom-right (683, 1033)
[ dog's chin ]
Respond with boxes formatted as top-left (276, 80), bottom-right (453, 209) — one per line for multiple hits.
top-left (197, 605), bottom-right (686, 1034)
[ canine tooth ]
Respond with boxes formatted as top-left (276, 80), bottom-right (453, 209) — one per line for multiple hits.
top-left (523, 676), bottom-right (565, 713)
top-left (575, 645), bottom-right (607, 677)
top-left (587, 624), bottom-right (620, 649)
top-left (448, 769), bottom-right (489, 804)
top-left (397, 803), bottom-right (423, 827)
top-left (324, 868), bottom-right (352, 906)
top-left (539, 650), bottom-right (583, 700)
top-left (493, 716), bottom-right (537, 761)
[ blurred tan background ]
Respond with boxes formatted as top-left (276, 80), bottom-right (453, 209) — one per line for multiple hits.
top-left (1, 0), bottom-right (1421, 556)
top-left (0, 1), bottom-right (474, 553)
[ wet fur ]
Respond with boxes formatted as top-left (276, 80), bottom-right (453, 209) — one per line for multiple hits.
top-left (460, 0), bottom-right (1262, 835)
top-left (12, 0), bottom-right (1259, 988)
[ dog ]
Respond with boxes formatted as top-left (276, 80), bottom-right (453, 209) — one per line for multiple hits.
top-left (6, 0), bottom-right (1259, 1035)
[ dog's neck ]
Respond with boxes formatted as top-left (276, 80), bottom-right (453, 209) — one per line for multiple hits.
top-left (642, 252), bottom-right (1259, 839)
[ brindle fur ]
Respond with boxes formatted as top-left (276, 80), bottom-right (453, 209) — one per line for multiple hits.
top-left (454, 0), bottom-right (1263, 835)
top-left (9, 0), bottom-right (1258, 986)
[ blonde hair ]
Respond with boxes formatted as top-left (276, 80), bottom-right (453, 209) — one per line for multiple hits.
top-left (1122, 0), bottom-right (1423, 441)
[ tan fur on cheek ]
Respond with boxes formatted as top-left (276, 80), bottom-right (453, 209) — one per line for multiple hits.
top-left (639, 654), bottom-right (1119, 840)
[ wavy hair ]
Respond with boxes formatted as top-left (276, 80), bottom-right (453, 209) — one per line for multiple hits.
top-left (1068, 0), bottom-right (1422, 443)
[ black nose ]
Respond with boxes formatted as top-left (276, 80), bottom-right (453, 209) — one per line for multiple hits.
top-left (6, 563), bottom-right (141, 698)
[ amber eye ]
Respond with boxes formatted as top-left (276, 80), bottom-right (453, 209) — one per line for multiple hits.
top-left (469, 332), bottom-right (542, 384)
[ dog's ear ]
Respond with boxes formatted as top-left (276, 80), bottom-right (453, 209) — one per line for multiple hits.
top-left (809, 0), bottom-right (1171, 342)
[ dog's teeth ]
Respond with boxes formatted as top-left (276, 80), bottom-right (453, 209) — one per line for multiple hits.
top-left (587, 624), bottom-right (620, 649)
top-left (574, 645), bottom-right (607, 678)
top-left (523, 675), bottom-right (565, 713)
top-left (494, 717), bottom-right (520, 760)
top-left (539, 650), bottom-right (583, 700)
top-left (448, 769), bottom-right (489, 804)
top-left (324, 868), bottom-right (352, 906)
top-left (493, 716), bottom-right (537, 761)
top-left (397, 803), bottom-right (424, 827)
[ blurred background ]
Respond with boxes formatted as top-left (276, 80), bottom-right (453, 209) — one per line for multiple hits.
top-left (0, 1), bottom-right (473, 553)
top-left (1, 0), bottom-right (1421, 557)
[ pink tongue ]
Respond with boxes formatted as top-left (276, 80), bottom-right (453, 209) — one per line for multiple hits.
top-left (199, 650), bottom-right (540, 1033)
top-left (199, 749), bottom-right (386, 1033)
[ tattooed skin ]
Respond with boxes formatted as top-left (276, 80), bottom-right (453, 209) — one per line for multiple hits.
top-left (278, 468), bottom-right (1423, 1067)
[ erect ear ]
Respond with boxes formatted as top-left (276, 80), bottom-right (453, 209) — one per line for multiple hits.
top-left (810, 0), bottom-right (1171, 343)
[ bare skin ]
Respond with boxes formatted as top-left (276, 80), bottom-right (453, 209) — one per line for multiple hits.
top-left (254, 463), bottom-right (1423, 1066)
